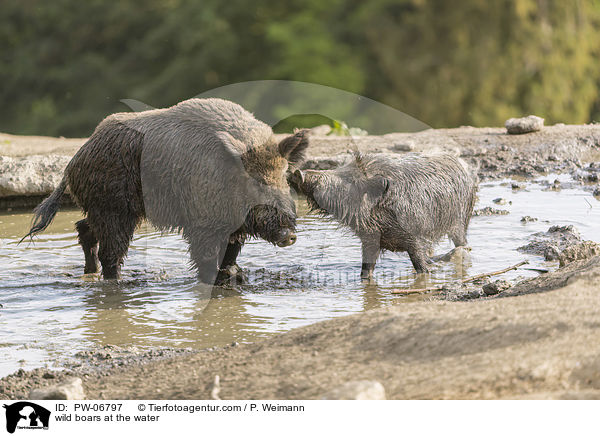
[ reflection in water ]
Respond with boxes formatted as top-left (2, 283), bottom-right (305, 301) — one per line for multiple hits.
top-left (1, 176), bottom-right (599, 376)
top-left (79, 281), bottom-right (245, 348)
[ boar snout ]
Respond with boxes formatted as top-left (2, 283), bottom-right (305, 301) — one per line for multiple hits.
top-left (290, 169), bottom-right (319, 195)
top-left (275, 228), bottom-right (297, 247)
top-left (245, 203), bottom-right (297, 246)
top-left (287, 169), bottom-right (305, 194)
top-left (292, 169), bottom-right (304, 185)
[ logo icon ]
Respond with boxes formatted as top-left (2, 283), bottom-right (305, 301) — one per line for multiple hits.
top-left (2, 402), bottom-right (50, 434)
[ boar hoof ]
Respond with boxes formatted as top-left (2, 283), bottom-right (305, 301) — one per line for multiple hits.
top-left (215, 265), bottom-right (246, 286)
top-left (360, 264), bottom-right (375, 281)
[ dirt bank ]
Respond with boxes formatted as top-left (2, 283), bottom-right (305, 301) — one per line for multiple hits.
top-left (2, 255), bottom-right (599, 400)
top-left (300, 124), bottom-right (600, 180)
top-left (0, 132), bottom-right (85, 157)
top-left (2, 123), bottom-right (600, 399)
top-left (2, 123), bottom-right (600, 209)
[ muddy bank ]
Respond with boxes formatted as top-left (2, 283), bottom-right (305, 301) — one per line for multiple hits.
top-left (0, 132), bottom-right (85, 157)
top-left (304, 124), bottom-right (600, 179)
top-left (435, 225), bottom-right (600, 301)
top-left (2, 255), bottom-right (600, 400)
top-left (2, 123), bottom-right (600, 399)
top-left (0, 345), bottom-right (193, 400)
top-left (2, 124), bottom-right (600, 209)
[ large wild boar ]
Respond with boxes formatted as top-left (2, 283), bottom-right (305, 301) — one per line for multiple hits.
top-left (22, 98), bottom-right (309, 284)
top-left (291, 153), bottom-right (477, 278)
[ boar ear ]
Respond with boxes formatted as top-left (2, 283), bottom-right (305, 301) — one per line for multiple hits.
top-left (364, 176), bottom-right (390, 201)
top-left (278, 129), bottom-right (309, 165)
top-left (215, 131), bottom-right (246, 159)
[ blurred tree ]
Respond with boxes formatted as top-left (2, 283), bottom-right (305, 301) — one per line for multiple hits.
top-left (0, 0), bottom-right (171, 136)
top-left (353, 0), bottom-right (600, 127)
top-left (0, 0), bottom-right (599, 136)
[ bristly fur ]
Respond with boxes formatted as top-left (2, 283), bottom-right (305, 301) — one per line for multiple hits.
top-left (22, 98), bottom-right (309, 283)
top-left (296, 152), bottom-right (477, 274)
top-left (301, 152), bottom-right (392, 233)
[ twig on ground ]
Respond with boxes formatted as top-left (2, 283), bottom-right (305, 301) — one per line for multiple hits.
top-left (390, 287), bottom-right (442, 295)
top-left (211, 375), bottom-right (221, 400)
top-left (391, 260), bottom-right (529, 295)
top-left (523, 267), bottom-right (549, 273)
top-left (461, 260), bottom-right (529, 284)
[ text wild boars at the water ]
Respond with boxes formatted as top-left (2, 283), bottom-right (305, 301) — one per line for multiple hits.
top-left (22, 98), bottom-right (309, 283)
top-left (291, 153), bottom-right (477, 278)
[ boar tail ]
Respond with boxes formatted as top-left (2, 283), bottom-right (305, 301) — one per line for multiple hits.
top-left (19, 178), bottom-right (68, 243)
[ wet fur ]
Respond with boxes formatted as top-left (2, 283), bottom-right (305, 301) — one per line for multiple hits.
top-left (23, 98), bottom-right (309, 283)
top-left (294, 153), bottom-right (477, 276)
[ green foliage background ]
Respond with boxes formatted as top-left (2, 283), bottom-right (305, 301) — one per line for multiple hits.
top-left (1, 0), bottom-right (599, 136)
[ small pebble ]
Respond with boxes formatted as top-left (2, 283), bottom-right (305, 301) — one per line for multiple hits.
top-left (473, 207), bottom-right (509, 216)
top-left (466, 290), bottom-right (482, 299)
top-left (505, 115), bottom-right (544, 134)
top-left (550, 179), bottom-right (561, 191)
top-left (392, 141), bottom-right (415, 152)
top-left (482, 280), bottom-right (512, 296)
top-left (544, 245), bottom-right (561, 261)
top-left (521, 216), bottom-right (538, 223)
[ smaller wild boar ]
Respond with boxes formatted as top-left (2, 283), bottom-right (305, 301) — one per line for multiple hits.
top-left (291, 153), bottom-right (477, 278)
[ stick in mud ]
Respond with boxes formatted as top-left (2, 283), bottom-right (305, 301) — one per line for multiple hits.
top-left (211, 375), bottom-right (221, 400)
top-left (391, 260), bottom-right (529, 295)
top-left (391, 287), bottom-right (442, 295)
top-left (460, 260), bottom-right (529, 284)
top-left (522, 267), bottom-right (549, 273)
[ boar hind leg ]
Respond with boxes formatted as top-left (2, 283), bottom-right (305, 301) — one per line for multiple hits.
top-left (90, 215), bottom-right (137, 280)
top-left (407, 243), bottom-right (430, 274)
top-left (76, 218), bottom-right (99, 274)
top-left (449, 227), bottom-right (468, 247)
top-left (360, 236), bottom-right (381, 280)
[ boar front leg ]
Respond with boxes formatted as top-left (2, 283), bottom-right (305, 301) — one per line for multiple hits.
top-left (449, 226), bottom-right (468, 247)
top-left (216, 238), bottom-right (245, 285)
top-left (219, 239), bottom-right (243, 269)
top-left (360, 234), bottom-right (381, 280)
top-left (185, 227), bottom-right (229, 285)
top-left (407, 241), bottom-right (430, 274)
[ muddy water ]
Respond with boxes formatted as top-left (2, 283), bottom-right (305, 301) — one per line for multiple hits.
top-left (1, 176), bottom-right (599, 376)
